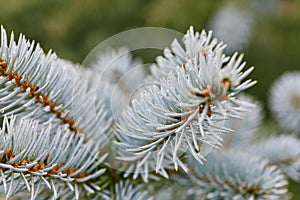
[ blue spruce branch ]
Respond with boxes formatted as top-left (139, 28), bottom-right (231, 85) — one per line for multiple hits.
top-left (0, 116), bottom-right (107, 199)
top-left (0, 24), bottom-right (298, 200)
top-left (0, 26), bottom-right (111, 143)
top-left (116, 27), bottom-right (257, 179)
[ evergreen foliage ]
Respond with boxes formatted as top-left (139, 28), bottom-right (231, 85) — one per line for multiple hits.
top-left (0, 24), bottom-right (300, 200)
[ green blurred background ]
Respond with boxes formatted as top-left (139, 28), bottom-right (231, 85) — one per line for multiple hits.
top-left (1, 0), bottom-right (300, 197)
top-left (1, 0), bottom-right (300, 104)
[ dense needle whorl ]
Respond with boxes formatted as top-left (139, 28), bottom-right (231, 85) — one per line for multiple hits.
top-left (116, 27), bottom-right (256, 179)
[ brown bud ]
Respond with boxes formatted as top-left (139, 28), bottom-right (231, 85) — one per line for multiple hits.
top-left (222, 78), bottom-right (231, 88)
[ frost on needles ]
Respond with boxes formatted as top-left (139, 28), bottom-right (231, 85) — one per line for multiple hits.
top-left (0, 25), bottom-right (300, 200)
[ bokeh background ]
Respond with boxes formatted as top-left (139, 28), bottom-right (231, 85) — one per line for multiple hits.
top-left (1, 0), bottom-right (300, 198)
